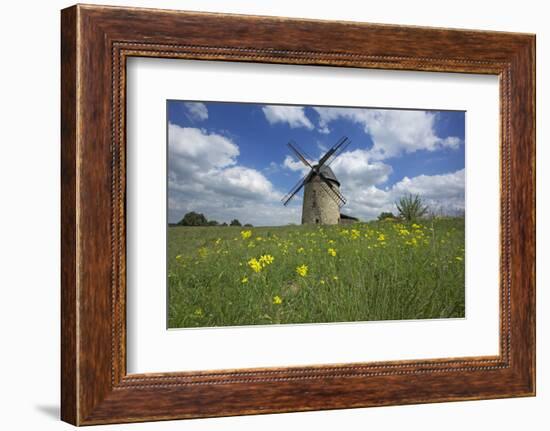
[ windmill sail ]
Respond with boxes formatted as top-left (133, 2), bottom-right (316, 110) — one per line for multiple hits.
top-left (287, 141), bottom-right (312, 168)
top-left (317, 136), bottom-right (348, 167)
top-left (319, 176), bottom-right (346, 207)
top-left (282, 172), bottom-right (309, 206)
top-left (290, 140), bottom-right (314, 163)
top-left (326, 138), bottom-right (351, 167)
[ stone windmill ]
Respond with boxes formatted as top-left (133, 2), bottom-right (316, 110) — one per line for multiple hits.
top-left (282, 137), bottom-right (351, 225)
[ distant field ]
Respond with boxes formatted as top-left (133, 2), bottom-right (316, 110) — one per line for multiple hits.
top-left (167, 218), bottom-right (465, 328)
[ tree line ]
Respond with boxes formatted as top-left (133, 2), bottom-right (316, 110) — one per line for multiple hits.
top-left (173, 211), bottom-right (253, 227)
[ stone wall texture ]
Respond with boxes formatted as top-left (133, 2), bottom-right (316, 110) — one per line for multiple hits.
top-left (301, 176), bottom-right (340, 225)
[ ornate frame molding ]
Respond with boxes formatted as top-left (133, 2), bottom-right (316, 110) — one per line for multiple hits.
top-left (61, 5), bottom-right (535, 425)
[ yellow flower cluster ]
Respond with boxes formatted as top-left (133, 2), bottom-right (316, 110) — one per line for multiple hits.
top-left (240, 230), bottom-right (252, 240)
top-left (296, 264), bottom-right (308, 277)
top-left (259, 254), bottom-right (274, 266)
top-left (327, 248), bottom-right (337, 257)
top-left (248, 258), bottom-right (262, 272)
top-left (350, 229), bottom-right (360, 240)
top-left (247, 254), bottom-right (274, 273)
top-left (273, 295), bottom-right (283, 305)
top-left (405, 237), bottom-right (418, 247)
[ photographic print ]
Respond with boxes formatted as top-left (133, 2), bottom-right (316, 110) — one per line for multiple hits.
top-left (167, 100), bottom-right (465, 328)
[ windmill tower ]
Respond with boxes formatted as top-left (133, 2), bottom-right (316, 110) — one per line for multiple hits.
top-left (282, 137), bottom-right (350, 225)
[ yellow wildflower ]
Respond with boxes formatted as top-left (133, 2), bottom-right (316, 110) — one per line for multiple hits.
top-left (351, 229), bottom-right (360, 239)
top-left (320, 279), bottom-right (325, 285)
top-left (259, 254), bottom-right (274, 267)
top-left (297, 247), bottom-right (305, 253)
top-left (273, 295), bottom-right (283, 305)
top-left (248, 258), bottom-right (262, 273)
top-left (412, 223), bottom-right (422, 229)
top-left (241, 276), bottom-right (249, 284)
top-left (198, 247), bottom-right (208, 258)
top-left (377, 233), bottom-right (386, 242)
top-left (193, 308), bottom-right (204, 317)
top-left (240, 230), bottom-right (252, 240)
top-left (406, 237), bottom-right (418, 247)
top-left (296, 264), bottom-right (308, 277)
top-left (327, 248), bottom-right (337, 257)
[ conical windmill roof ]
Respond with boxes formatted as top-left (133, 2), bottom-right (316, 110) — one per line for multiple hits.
top-left (306, 165), bottom-right (340, 187)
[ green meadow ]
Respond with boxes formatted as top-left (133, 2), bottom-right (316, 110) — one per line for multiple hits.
top-left (167, 218), bottom-right (465, 328)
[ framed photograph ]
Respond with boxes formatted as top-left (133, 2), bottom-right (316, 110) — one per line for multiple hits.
top-left (61, 4), bottom-right (535, 425)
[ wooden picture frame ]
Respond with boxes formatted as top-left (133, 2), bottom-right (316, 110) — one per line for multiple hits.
top-left (61, 4), bottom-right (535, 425)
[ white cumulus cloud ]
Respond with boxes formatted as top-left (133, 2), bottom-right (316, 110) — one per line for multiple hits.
top-left (330, 149), bottom-right (392, 189)
top-left (313, 107), bottom-right (462, 160)
top-left (262, 105), bottom-right (314, 129)
top-left (169, 124), bottom-right (239, 170)
top-left (341, 169), bottom-right (465, 220)
top-left (168, 124), bottom-right (292, 225)
top-left (390, 169), bottom-right (465, 215)
top-left (183, 102), bottom-right (208, 121)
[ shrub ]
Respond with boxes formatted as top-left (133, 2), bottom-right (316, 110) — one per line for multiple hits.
top-left (396, 194), bottom-right (429, 222)
top-left (377, 212), bottom-right (396, 221)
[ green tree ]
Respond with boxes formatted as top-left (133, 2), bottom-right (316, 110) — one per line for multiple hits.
top-left (396, 194), bottom-right (429, 222)
top-left (229, 219), bottom-right (242, 226)
top-left (178, 211), bottom-right (208, 226)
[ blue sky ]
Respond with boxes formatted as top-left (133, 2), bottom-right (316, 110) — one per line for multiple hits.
top-left (167, 100), bottom-right (465, 226)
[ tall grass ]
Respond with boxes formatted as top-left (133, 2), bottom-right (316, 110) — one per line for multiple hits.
top-left (167, 218), bottom-right (465, 328)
